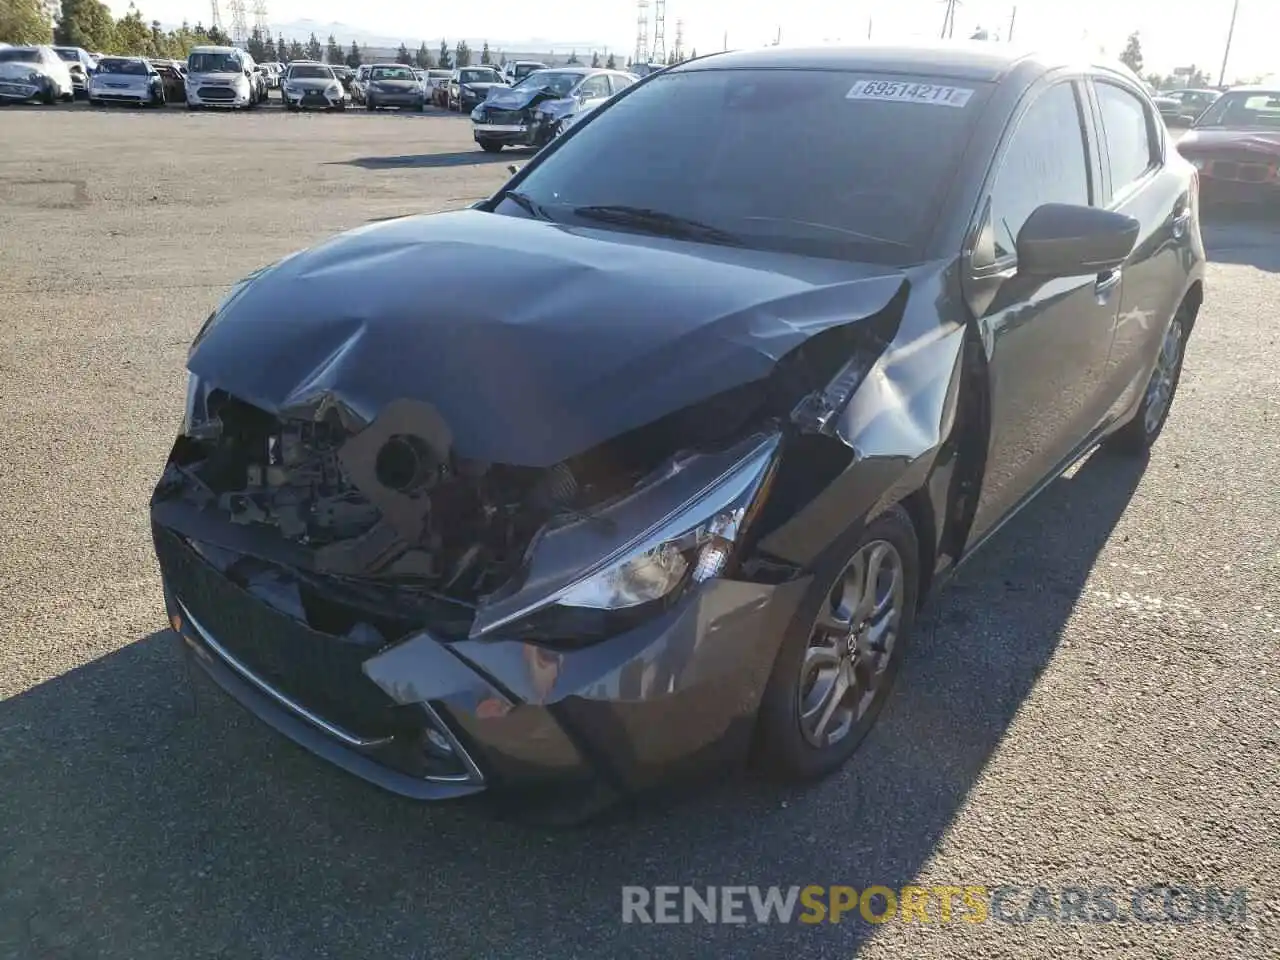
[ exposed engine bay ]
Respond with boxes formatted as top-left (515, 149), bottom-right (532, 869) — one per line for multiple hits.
top-left (153, 291), bottom-right (906, 643)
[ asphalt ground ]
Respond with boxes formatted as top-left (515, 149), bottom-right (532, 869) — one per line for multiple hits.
top-left (0, 102), bottom-right (1277, 960)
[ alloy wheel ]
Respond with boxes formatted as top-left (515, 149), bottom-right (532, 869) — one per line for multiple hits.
top-left (1144, 317), bottom-right (1184, 435)
top-left (797, 540), bottom-right (905, 748)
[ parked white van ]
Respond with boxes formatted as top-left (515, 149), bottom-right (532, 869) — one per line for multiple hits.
top-left (185, 45), bottom-right (261, 109)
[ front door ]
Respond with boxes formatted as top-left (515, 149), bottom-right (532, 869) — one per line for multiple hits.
top-left (965, 79), bottom-right (1124, 545)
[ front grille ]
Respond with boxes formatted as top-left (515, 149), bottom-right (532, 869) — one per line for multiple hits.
top-left (155, 524), bottom-right (399, 740)
top-left (198, 85), bottom-right (236, 101)
top-left (480, 108), bottom-right (525, 125)
top-left (302, 91), bottom-right (328, 106)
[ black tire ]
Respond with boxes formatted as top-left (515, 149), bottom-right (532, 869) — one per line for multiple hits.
top-left (42, 86), bottom-right (56, 106)
top-left (366, 100), bottom-right (376, 111)
top-left (186, 102), bottom-right (199, 111)
top-left (754, 503), bottom-right (919, 781)
top-left (1105, 307), bottom-right (1190, 455)
top-left (414, 102), bottom-right (425, 112)
top-left (479, 141), bottom-right (503, 153)
top-left (89, 98), bottom-right (103, 108)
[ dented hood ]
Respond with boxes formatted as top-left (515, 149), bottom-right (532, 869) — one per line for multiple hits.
top-left (188, 209), bottom-right (907, 467)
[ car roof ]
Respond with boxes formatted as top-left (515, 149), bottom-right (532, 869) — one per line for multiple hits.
top-left (674, 42), bottom-right (1128, 85)
top-left (189, 45), bottom-right (238, 54)
top-left (1225, 85), bottom-right (1280, 93)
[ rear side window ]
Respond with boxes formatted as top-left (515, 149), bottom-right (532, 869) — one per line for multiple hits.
top-left (985, 82), bottom-right (1091, 262)
top-left (1096, 82), bottom-right (1158, 195)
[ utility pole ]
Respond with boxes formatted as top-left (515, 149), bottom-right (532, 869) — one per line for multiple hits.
top-left (723, 30), bottom-right (728, 51)
top-left (867, 17), bottom-right (873, 39)
top-left (1218, 0), bottom-right (1240, 87)
top-left (940, 0), bottom-right (960, 39)
top-left (1008, 6), bottom-right (1017, 43)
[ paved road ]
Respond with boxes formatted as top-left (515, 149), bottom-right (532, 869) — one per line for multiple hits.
top-left (0, 108), bottom-right (1276, 960)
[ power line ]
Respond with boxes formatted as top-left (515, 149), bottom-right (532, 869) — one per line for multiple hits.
top-left (1218, 0), bottom-right (1240, 86)
top-left (227, 0), bottom-right (248, 45)
top-left (652, 0), bottom-right (667, 64)
top-left (634, 0), bottom-right (649, 65)
top-left (940, 0), bottom-right (961, 39)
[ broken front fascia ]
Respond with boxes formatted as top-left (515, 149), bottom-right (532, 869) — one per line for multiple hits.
top-left (468, 431), bottom-right (782, 639)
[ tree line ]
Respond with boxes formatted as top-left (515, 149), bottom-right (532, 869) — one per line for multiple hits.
top-left (2, 0), bottom-right (699, 72)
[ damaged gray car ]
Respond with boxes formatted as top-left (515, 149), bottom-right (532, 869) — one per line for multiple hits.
top-left (152, 45), bottom-right (1204, 822)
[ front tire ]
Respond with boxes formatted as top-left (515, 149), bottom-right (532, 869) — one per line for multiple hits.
top-left (754, 504), bottom-right (919, 781)
top-left (1105, 309), bottom-right (1189, 455)
top-left (479, 141), bottom-right (503, 153)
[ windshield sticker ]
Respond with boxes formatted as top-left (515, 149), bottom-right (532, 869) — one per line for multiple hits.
top-left (846, 79), bottom-right (974, 108)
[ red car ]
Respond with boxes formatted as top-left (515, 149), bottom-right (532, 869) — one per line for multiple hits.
top-left (1177, 86), bottom-right (1280, 206)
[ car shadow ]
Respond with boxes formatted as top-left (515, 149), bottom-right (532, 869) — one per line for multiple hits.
top-left (1200, 211), bottom-right (1280, 272)
top-left (337, 149), bottom-right (536, 170)
top-left (0, 450), bottom-right (1146, 958)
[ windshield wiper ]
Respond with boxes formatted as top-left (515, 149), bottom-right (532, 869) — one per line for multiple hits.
top-left (741, 216), bottom-right (911, 249)
top-left (571, 205), bottom-right (745, 246)
top-left (504, 190), bottom-right (554, 222)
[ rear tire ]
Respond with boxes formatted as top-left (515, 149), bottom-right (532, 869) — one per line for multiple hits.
top-left (754, 504), bottom-right (919, 782)
top-left (480, 141), bottom-right (503, 153)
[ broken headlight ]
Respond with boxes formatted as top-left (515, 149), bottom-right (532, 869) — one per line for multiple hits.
top-left (557, 508), bottom-right (746, 610)
top-left (473, 433), bottom-right (781, 642)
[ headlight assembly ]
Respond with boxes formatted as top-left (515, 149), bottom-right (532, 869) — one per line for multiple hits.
top-left (471, 432), bottom-right (781, 643)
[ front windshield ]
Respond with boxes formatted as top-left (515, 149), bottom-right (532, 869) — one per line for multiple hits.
top-left (290, 65), bottom-right (332, 80)
top-left (0, 49), bottom-right (40, 64)
top-left (514, 63), bottom-right (545, 79)
top-left (99, 59), bottom-right (149, 75)
top-left (371, 65), bottom-right (414, 81)
top-left (460, 68), bottom-right (499, 84)
top-left (188, 52), bottom-right (241, 73)
top-left (501, 68), bottom-right (990, 264)
top-left (1194, 90), bottom-right (1280, 129)
top-left (513, 70), bottom-right (579, 97)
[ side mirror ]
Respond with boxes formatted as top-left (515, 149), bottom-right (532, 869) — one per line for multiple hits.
top-left (1016, 203), bottom-right (1139, 278)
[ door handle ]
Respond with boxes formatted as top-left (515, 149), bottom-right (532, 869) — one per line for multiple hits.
top-left (1094, 268), bottom-right (1122, 303)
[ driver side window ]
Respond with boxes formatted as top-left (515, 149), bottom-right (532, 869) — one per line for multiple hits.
top-left (980, 82), bottom-right (1092, 265)
top-left (577, 75), bottom-right (611, 99)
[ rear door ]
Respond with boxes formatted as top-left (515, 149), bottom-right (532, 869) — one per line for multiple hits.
top-left (964, 77), bottom-right (1123, 544)
top-left (1087, 76), bottom-right (1195, 423)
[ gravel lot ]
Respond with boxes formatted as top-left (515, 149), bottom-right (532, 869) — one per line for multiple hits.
top-left (1, 104), bottom-right (1277, 960)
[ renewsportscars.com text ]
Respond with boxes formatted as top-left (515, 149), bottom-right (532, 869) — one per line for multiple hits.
top-left (621, 885), bottom-right (1249, 925)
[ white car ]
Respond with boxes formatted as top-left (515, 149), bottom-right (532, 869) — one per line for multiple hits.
top-left (185, 45), bottom-right (260, 109)
top-left (88, 56), bottom-right (167, 106)
top-left (0, 45), bottom-right (74, 104)
top-left (281, 62), bottom-right (347, 111)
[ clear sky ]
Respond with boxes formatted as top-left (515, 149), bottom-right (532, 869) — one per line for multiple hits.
top-left (116, 0), bottom-right (1276, 82)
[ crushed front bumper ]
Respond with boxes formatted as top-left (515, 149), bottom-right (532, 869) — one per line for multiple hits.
top-left (156, 521), bottom-right (808, 817)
